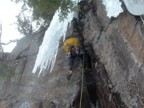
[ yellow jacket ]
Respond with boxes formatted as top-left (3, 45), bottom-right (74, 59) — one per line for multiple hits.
top-left (63, 37), bottom-right (80, 53)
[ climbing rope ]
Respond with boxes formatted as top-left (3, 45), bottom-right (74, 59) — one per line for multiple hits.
top-left (79, 54), bottom-right (84, 108)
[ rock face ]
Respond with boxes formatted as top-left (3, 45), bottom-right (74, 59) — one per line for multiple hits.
top-left (0, 22), bottom-right (89, 107)
top-left (0, 30), bottom-right (45, 108)
top-left (1, 0), bottom-right (144, 108)
top-left (78, 0), bottom-right (144, 107)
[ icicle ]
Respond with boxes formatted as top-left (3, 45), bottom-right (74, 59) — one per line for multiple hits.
top-left (32, 9), bottom-right (77, 76)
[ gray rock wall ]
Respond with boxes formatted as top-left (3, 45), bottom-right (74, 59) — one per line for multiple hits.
top-left (1, 0), bottom-right (144, 107)
top-left (79, 0), bottom-right (144, 107)
top-left (0, 23), bottom-right (88, 108)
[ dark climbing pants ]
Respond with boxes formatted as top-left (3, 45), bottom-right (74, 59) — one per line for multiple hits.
top-left (69, 57), bottom-right (75, 71)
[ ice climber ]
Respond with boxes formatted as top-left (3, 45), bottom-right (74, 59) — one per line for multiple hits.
top-left (63, 37), bottom-right (81, 80)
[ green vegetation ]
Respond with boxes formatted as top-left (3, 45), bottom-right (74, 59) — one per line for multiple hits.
top-left (0, 61), bottom-right (15, 80)
top-left (12, 0), bottom-right (78, 35)
top-left (14, 0), bottom-right (76, 20)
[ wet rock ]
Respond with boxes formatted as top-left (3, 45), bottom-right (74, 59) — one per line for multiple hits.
top-left (1, 0), bottom-right (144, 107)
top-left (0, 16), bottom-right (87, 108)
top-left (78, 0), bottom-right (144, 107)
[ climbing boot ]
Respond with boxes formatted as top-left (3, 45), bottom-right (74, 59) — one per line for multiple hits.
top-left (67, 70), bottom-right (73, 80)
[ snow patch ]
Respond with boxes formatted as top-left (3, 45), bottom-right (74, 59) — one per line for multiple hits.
top-left (123, 0), bottom-right (144, 16)
top-left (102, 0), bottom-right (123, 18)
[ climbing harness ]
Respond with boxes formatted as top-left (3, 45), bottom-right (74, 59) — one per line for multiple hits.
top-left (79, 54), bottom-right (84, 108)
